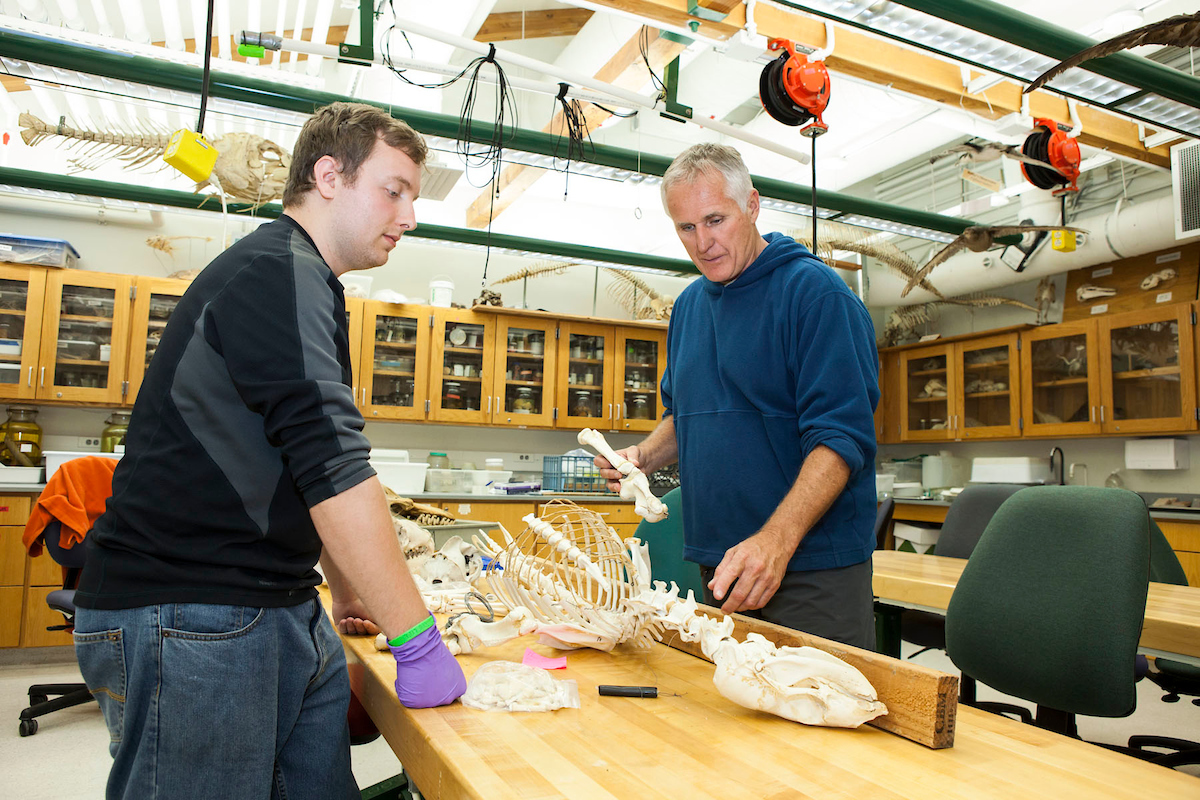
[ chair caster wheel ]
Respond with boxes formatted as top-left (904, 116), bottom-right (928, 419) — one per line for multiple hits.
top-left (19, 718), bottom-right (38, 737)
top-left (29, 694), bottom-right (48, 706)
top-left (1164, 693), bottom-right (1181, 703)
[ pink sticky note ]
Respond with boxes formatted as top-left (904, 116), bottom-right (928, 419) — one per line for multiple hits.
top-left (523, 647), bottom-right (567, 670)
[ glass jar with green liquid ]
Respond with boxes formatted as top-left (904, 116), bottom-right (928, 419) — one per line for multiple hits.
top-left (0, 405), bottom-right (42, 466)
top-left (101, 410), bottom-right (131, 454)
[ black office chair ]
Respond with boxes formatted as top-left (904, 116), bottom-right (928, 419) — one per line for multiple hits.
top-left (1125, 519), bottom-right (1200, 767)
top-left (873, 497), bottom-right (895, 551)
top-left (18, 519), bottom-right (96, 737)
top-left (945, 486), bottom-right (1150, 740)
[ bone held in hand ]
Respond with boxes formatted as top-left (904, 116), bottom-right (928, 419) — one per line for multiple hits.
top-left (577, 428), bottom-right (668, 523)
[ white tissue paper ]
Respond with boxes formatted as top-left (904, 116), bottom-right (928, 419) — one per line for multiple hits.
top-left (461, 661), bottom-right (580, 713)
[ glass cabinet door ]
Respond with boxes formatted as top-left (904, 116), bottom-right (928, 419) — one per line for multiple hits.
top-left (616, 327), bottom-right (666, 432)
top-left (126, 277), bottom-right (188, 403)
top-left (1022, 321), bottom-right (1102, 436)
top-left (556, 322), bottom-right (614, 430)
top-left (0, 265), bottom-right (46, 401)
top-left (490, 316), bottom-right (556, 427)
top-left (362, 302), bottom-right (430, 421)
top-left (899, 344), bottom-right (955, 441)
top-left (1099, 306), bottom-right (1197, 433)
top-left (955, 332), bottom-right (1020, 439)
top-left (430, 308), bottom-right (493, 424)
top-left (37, 272), bottom-right (131, 404)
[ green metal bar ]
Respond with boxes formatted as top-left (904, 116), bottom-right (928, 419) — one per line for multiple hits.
top-left (886, 0), bottom-right (1200, 112)
top-left (0, 167), bottom-right (702, 275)
top-left (0, 28), bottom-right (1004, 241)
top-left (338, 0), bottom-right (374, 64)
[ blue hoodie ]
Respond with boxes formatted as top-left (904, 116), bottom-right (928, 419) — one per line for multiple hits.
top-left (662, 232), bottom-right (879, 571)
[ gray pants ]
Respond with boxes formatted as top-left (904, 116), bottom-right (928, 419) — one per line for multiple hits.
top-left (699, 559), bottom-right (876, 651)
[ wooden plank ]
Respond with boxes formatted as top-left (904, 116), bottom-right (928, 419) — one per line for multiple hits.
top-left (664, 604), bottom-right (958, 748)
top-left (475, 9), bottom-right (595, 42)
top-left (1063, 244), bottom-right (1200, 321)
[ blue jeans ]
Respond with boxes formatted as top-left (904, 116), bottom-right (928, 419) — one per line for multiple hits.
top-left (74, 600), bottom-right (359, 800)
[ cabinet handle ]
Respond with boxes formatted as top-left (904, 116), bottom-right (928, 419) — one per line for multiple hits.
top-left (1100, 405), bottom-right (1105, 423)
top-left (607, 403), bottom-right (612, 421)
top-left (616, 403), bottom-right (622, 421)
top-left (26, 366), bottom-right (32, 387)
top-left (39, 366), bottom-right (44, 387)
top-left (496, 396), bottom-right (500, 415)
top-left (1090, 406), bottom-right (1095, 423)
top-left (487, 395), bottom-right (492, 414)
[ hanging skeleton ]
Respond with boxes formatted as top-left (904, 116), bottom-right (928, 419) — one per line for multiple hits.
top-left (1034, 276), bottom-right (1056, 325)
top-left (788, 221), bottom-right (945, 299)
top-left (491, 261), bottom-right (675, 320)
top-left (19, 112), bottom-right (291, 206)
top-left (376, 495), bottom-right (886, 728)
top-left (880, 293), bottom-right (1037, 348)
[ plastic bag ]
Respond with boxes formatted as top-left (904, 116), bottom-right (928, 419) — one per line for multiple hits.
top-left (460, 661), bottom-right (580, 713)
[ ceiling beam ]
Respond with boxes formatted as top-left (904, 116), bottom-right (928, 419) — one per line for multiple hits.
top-left (465, 27), bottom-right (687, 229)
top-left (583, 0), bottom-right (1171, 168)
top-left (475, 10), bottom-right (595, 42)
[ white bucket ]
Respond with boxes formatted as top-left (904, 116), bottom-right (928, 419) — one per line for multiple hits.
top-left (429, 276), bottom-right (454, 307)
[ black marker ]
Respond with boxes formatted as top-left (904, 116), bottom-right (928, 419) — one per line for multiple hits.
top-left (598, 685), bottom-right (658, 698)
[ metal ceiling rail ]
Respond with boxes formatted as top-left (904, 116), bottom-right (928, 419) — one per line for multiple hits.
top-left (0, 167), bottom-right (702, 275)
top-left (0, 27), bottom-right (1014, 243)
top-left (886, 0), bottom-right (1200, 113)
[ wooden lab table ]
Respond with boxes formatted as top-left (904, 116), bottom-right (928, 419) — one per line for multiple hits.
top-left (321, 588), bottom-right (1199, 799)
top-left (873, 550), bottom-right (1200, 666)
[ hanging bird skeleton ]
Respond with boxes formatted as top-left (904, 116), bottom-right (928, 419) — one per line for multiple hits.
top-left (929, 138), bottom-right (1058, 172)
top-left (788, 220), bottom-right (946, 299)
top-left (881, 293), bottom-right (1039, 347)
top-left (900, 224), bottom-right (1088, 298)
top-left (490, 261), bottom-right (675, 320)
top-left (1025, 12), bottom-right (1200, 94)
top-left (19, 112), bottom-right (291, 206)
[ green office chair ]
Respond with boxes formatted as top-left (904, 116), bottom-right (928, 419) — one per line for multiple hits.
top-left (945, 486), bottom-right (1150, 739)
top-left (634, 488), bottom-right (704, 599)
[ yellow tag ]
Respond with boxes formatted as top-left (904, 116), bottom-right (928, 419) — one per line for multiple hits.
top-left (1051, 229), bottom-right (1076, 252)
top-left (163, 130), bottom-right (219, 183)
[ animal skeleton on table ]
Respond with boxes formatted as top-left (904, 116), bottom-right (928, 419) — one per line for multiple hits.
top-left (374, 487), bottom-right (886, 727)
top-left (19, 112), bottom-right (290, 206)
top-left (1025, 12), bottom-right (1200, 94)
top-left (900, 225), bottom-right (1088, 298)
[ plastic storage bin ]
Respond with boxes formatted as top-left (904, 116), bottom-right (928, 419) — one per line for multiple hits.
top-left (425, 468), bottom-right (471, 493)
top-left (43, 450), bottom-right (121, 480)
top-left (0, 234), bottom-right (80, 268)
top-left (371, 456), bottom-right (427, 494)
top-left (893, 521), bottom-right (941, 554)
top-left (542, 455), bottom-right (605, 493)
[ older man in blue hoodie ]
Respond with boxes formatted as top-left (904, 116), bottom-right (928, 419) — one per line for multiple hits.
top-left (598, 143), bottom-right (880, 649)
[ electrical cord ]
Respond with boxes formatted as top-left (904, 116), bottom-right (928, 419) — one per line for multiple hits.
top-left (197, 0), bottom-right (215, 134)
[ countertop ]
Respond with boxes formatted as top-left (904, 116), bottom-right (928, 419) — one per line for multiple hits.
top-left (416, 491), bottom-right (631, 503)
top-left (895, 494), bottom-right (1200, 522)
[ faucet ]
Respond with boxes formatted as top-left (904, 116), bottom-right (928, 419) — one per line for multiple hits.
top-left (1049, 447), bottom-right (1065, 485)
top-left (1068, 462), bottom-right (1088, 486)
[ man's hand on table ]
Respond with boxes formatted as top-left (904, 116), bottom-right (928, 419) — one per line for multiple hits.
top-left (595, 445), bottom-right (640, 493)
top-left (333, 597), bottom-right (382, 636)
top-left (708, 527), bottom-right (793, 614)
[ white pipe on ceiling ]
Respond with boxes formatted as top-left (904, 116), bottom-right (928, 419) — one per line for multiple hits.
top-left (217, 0), bottom-right (233, 59)
top-left (306, 0), bottom-right (335, 76)
top-left (88, 0), bottom-right (113, 38)
top-left (159, 0), bottom-right (186, 50)
top-left (116, 0), bottom-right (151, 44)
top-left (288, 0), bottom-right (309, 71)
top-left (271, 0), bottom-right (287, 69)
top-left (878, 191), bottom-right (1195, 306)
top-left (53, 0), bottom-right (87, 30)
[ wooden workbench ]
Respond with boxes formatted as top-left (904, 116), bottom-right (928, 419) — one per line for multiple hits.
top-left (323, 589), bottom-right (1199, 799)
top-left (873, 549), bottom-right (1200, 666)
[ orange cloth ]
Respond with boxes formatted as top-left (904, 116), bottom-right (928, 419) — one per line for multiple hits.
top-left (22, 456), bottom-right (117, 557)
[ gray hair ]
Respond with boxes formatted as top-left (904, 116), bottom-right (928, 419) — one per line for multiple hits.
top-left (660, 143), bottom-right (754, 212)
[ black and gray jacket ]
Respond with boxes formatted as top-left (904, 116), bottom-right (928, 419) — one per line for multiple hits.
top-left (76, 215), bottom-right (374, 610)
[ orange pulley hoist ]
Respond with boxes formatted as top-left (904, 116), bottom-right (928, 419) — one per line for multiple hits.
top-left (1020, 117), bottom-right (1081, 195)
top-left (759, 38), bottom-right (830, 137)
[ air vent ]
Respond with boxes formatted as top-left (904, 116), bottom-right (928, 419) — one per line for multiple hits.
top-left (1172, 140), bottom-right (1200, 239)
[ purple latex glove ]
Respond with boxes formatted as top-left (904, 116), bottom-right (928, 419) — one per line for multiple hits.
top-left (388, 618), bottom-right (466, 708)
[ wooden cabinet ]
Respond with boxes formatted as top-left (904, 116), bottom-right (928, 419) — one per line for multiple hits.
top-left (876, 351), bottom-right (901, 444)
top-left (36, 270), bottom-right (132, 404)
top-left (1021, 320), bottom-right (1103, 437)
top-left (429, 308), bottom-right (496, 424)
top-left (0, 264), bottom-right (47, 401)
top-left (358, 301), bottom-right (432, 421)
top-left (489, 315), bottom-right (557, 428)
top-left (1098, 305), bottom-right (1196, 434)
top-left (555, 321), bottom-right (618, 430)
top-left (1159, 520), bottom-right (1200, 587)
top-left (613, 328), bottom-right (667, 433)
top-left (898, 343), bottom-right (956, 441)
top-left (955, 332), bottom-right (1021, 439)
top-left (1, 519), bottom-right (26, 648)
top-left (125, 276), bottom-right (189, 402)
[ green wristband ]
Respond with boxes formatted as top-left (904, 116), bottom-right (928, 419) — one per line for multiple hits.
top-left (387, 615), bottom-right (434, 648)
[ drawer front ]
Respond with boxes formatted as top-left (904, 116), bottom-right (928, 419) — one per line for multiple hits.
top-left (1, 525), bottom-right (25, 586)
top-left (1158, 520), bottom-right (1200, 554)
top-left (569, 502), bottom-right (641, 525)
top-left (1176, 551), bottom-right (1200, 589)
top-left (0, 585), bottom-right (21, 647)
top-left (0, 496), bottom-right (32, 526)
top-left (893, 503), bottom-right (948, 524)
top-left (28, 552), bottom-right (64, 586)
top-left (21, 585), bottom-right (74, 647)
